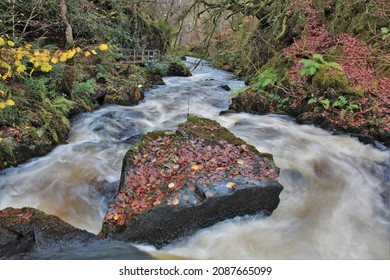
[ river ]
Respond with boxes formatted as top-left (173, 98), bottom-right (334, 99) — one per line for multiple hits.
top-left (0, 57), bottom-right (389, 259)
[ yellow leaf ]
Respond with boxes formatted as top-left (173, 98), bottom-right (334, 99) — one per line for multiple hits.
top-left (168, 182), bottom-right (175, 189)
top-left (191, 164), bottom-right (199, 171)
top-left (66, 49), bottom-right (76, 59)
top-left (5, 99), bottom-right (15, 106)
top-left (51, 56), bottom-right (59, 64)
top-left (25, 43), bottom-right (32, 49)
top-left (7, 40), bottom-right (15, 47)
top-left (226, 182), bottom-right (236, 189)
top-left (237, 159), bottom-right (244, 165)
top-left (42, 49), bottom-right (50, 56)
top-left (113, 214), bottom-right (120, 221)
top-left (75, 47), bottom-right (82, 53)
top-left (0, 102), bottom-right (6, 109)
top-left (84, 51), bottom-right (91, 57)
top-left (98, 43), bottom-right (108, 51)
top-left (16, 64), bottom-right (26, 73)
top-left (59, 53), bottom-right (68, 62)
top-left (2, 72), bottom-right (11, 80)
top-left (40, 63), bottom-right (52, 72)
top-left (0, 90), bottom-right (4, 96)
top-left (0, 37), bottom-right (5, 46)
top-left (14, 50), bottom-right (24, 60)
top-left (91, 49), bottom-right (97, 55)
top-left (0, 61), bottom-right (11, 70)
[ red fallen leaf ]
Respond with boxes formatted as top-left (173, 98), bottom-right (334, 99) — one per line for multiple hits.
top-left (117, 217), bottom-right (126, 226)
top-left (131, 200), bottom-right (140, 207)
top-left (20, 212), bottom-right (32, 221)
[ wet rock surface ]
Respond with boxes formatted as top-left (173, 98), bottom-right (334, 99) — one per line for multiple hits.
top-left (100, 116), bottom-right (283, 248)
top-left (0, 207), bottom-right (152, 259)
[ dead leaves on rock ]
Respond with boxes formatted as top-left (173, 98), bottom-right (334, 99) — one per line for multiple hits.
top-left (103, 134), bottom-right (279, 230)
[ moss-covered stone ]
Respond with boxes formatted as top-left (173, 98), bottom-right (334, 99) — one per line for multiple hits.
top-left (311, 65), bottom-right (349, 93)
top-left (101, 116), bottom-right (282, 247)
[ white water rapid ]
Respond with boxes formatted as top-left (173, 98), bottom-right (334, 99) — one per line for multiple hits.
top-left (0, 58), bottom-right (389, 259)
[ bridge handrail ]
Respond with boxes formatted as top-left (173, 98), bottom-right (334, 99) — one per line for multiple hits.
top-left (121, 49), bottom-right (160, 63)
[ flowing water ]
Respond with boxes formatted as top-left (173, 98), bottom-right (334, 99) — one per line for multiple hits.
top-left (0, 58), bottom-right (389, 259)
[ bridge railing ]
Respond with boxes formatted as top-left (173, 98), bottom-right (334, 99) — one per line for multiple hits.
top-left (121, 49), bottom-right (161, 64)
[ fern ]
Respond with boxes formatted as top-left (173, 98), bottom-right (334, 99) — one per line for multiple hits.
top-left (300, 54), bottom-right (343, 76)
top-left (312, 54), bottom-right (326, 64)
top-left (300, 59), bottom-right (322, 76)
top-left (73, 80), bottom-right (96, 95)
top-left (253, 69), bottom-right (279, 89)
top-left (308, 97), bottom-right (317, 104)
top-left (52, 96), bottom-right (75, 115)
top-left (320, 98), bottom-right (331, 109)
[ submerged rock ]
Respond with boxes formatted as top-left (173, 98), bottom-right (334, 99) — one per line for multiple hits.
top-left (0, 207), bottom-right (152, 259)
top-left (100, 116), bottom-right (283, 248)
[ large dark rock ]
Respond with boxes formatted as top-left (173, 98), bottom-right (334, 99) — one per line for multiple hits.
top-left (167, 62), bottom-right (192, 77)
top-left (0, 207), bottom-right (152, 259)
top-left (100, 116), bottom-right (283, 248)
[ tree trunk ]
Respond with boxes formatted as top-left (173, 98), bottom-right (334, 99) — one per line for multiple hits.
top-left (60, 0), bottom-right (74, 46)
top-left (59, 0), bottom-right (74, 99)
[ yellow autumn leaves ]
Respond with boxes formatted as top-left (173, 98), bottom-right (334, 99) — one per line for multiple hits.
top-left (0, 99), bottom-right (15, 109)
top-left (0, 37), bottom-right (109, 81)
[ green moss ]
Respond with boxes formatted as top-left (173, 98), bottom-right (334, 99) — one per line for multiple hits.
top-left (316, 0), bottom-right (388, 43)
top-left (259, 53), bottom-right (294, 82)
top-left (311, 65), bottom-right (349, 91)
top-left (179, 116), bottom-right (246, 146)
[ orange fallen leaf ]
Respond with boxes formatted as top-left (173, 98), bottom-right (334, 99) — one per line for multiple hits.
top-left (117, 218), bottom-right (125, 226)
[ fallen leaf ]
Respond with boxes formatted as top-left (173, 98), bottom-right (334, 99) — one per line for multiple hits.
top-left (168, 182), bottom-right (175, 189)
top-left (172, 197), bottom-right (179, 205)
top-left (237, 159), bottom-right (244, 165)
top-left (191, 164), bottom-right (199, 171)
top-left (114, 214), bottom-right (120, 221)
top-left (226, 182), bottom-right (236, 188)
top-left (153, 200), bottom-right (161, 206)
top-left (131, 200), bottom-right (140, 207)
top-left (117, 218), bottom-right (125, 226)
top-left (172, 164), bottom-right (180, 169)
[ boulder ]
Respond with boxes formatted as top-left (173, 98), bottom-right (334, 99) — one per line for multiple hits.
top-left (0, 207), bottom-right (152, 259)
top-left (100, 116), bottom-right (283, 248)
top-left (167, 62), bottom-right (192, 77)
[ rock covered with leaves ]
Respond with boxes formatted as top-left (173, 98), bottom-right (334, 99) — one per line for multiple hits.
top-left (100, 116), bottom-right (283, 248)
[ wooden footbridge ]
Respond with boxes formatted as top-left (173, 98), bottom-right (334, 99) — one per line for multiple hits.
top-left (121, 49), bottom-right (161, 64)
